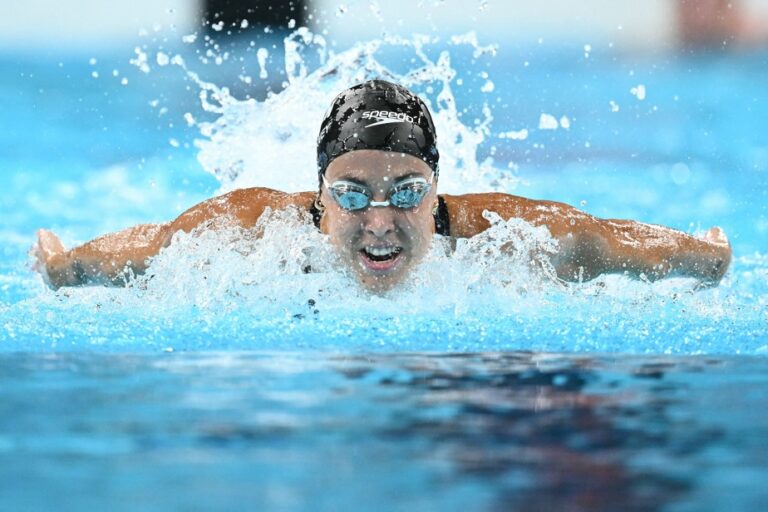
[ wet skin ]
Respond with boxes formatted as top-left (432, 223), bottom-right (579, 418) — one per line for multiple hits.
top-left (318, 150), bottom-right (437, 292)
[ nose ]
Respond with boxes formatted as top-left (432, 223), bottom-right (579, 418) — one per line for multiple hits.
top-left (362, 206), bottom-right (396, 238)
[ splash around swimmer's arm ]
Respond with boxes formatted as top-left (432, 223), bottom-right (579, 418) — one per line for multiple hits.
top-left (32, 188), bottom-right (315, 289)
top-left (440, 193), bottom-right (732, 287)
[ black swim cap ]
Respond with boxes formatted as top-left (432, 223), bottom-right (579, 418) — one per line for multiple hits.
top-left (316, 80), bottom-right (439, 182)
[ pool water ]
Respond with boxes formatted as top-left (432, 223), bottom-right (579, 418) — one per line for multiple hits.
top-left (1, 26), bottom-right (767, 510)
top-left (2, 352), bottom-right (767, 511)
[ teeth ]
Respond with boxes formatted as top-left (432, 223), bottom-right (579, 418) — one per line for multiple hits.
top-left (366, 246), bottom-right (398, 257)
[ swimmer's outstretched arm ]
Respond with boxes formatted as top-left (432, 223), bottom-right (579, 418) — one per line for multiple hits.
top-left (33, 224), bottom-right (170, 289)
top-left (553, 218), bottom-right (732, 286)
top-left (443, 193), bottom-right (732, 286)
top-left (33, 188), bottom-right (315, 289)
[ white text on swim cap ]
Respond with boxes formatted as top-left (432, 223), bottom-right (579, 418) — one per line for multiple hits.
top-left (361, 110), bottom-right (414, 128)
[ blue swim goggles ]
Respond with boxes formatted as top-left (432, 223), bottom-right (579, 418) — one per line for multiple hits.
top-left (323, 173), bottom-right (434, 211)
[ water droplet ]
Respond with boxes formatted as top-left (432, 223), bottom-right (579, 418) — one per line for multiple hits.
top-left (257, 48), bottom-right (269, 79)
top-left (630, 84), bottom-right (646, 100)
top-left (538, 113), bottom-right (559, 130)
top-left (156, 52), bottom-right (170, 66)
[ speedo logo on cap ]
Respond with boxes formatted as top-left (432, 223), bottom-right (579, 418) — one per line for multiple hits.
top-left (361, 110), bottom-right (414, 128)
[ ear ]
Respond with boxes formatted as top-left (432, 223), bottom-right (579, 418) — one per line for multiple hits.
top-left (313, 194), bottom-right (326, 214)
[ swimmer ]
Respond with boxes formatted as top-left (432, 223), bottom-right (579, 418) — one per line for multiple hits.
top-left (32, 80), bottom-right (732, 292)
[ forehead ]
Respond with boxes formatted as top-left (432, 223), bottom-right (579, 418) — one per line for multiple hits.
top-left (325, 149), bottom-right (432, 181)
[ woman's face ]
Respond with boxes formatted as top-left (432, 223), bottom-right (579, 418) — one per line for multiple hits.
top-left (320, 150), bottom-right (438, 293)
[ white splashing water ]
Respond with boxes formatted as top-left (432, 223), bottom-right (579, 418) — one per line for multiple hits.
top-left (94, 208), bottom-right (561, 319)
top-left (256, 48), bottom-right (269, 79)
top-left (538, 113), bottom-right (559, 130)
top-left (22, 202), bottom-right (750, 353)
top-left (8, 28), bottom-right (761, 354)
top-left (22, 207), bottom-right (569, 340)
top-left (182, 30), bottom-right (506, 195)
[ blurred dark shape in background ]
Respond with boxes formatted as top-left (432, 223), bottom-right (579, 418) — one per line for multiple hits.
top-left (677, 0), bottom-right (768, 50)
top-left (203, 0), bottom-right (307, 32)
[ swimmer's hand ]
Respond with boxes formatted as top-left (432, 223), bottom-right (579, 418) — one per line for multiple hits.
top-left (690, 226), bottom-right (732, 289)
top-left (31, 229), bottom-right (66, 289)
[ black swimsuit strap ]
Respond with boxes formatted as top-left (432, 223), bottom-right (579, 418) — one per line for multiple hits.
top-left (309, 194), bottom-right (450, 236)
top-left (434, 195), bottom-right (450, 236)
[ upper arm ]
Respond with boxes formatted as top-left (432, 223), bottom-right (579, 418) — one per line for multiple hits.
top-left (442, 193), bottom-right (612, 280)
top-left (168, 188), bottom-right (267, 234)
top-left (458, 195), bottom-right (692, 280)
top-left (163, 187), bottom-right (315, 246)
top-left (442, 192), bottom-right (602, 239)
top-left (442, 192), bottom-right (730, 283)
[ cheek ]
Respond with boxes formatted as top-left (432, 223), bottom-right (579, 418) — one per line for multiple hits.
top-left (326, 210), bottom-right (362, 245)
top-left (400, 209), bottom-right (434, 246)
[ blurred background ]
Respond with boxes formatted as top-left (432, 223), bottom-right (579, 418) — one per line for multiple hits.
top-left (3, 0), bottom-right (768, 50)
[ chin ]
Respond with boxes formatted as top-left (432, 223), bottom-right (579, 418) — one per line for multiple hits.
top-left (353, 249), bottom-right (410, 293)
top-left (358, 275), bottom-right (402, 294)
top-left (355, 264), bottom-right (408, 293)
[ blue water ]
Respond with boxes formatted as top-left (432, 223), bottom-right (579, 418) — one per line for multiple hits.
top-left (1, 352), bottom-right (767, 511)
top-left (1, 32), bottom-right (767, 510)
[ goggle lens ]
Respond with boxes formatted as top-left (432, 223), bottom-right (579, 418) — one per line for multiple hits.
top-left (390, 178), bottom-right (430, 208)
top-left (324, 174), bottom-right (433, 211)
top-left (332, 189), bottom-right (370, 210)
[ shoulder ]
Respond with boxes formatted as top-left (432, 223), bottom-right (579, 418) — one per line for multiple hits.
top-left (171, 187), bottom-right (315, 232)
top-left (441, 192), bottom-right (590, 238)
top-left (440, 192), bottom-right (534, 237)
top-left (219, 187), bottom-right (315, 213)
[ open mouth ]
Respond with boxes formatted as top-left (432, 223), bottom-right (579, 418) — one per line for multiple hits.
top-left (359, 246), bottom-right (404, 271)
